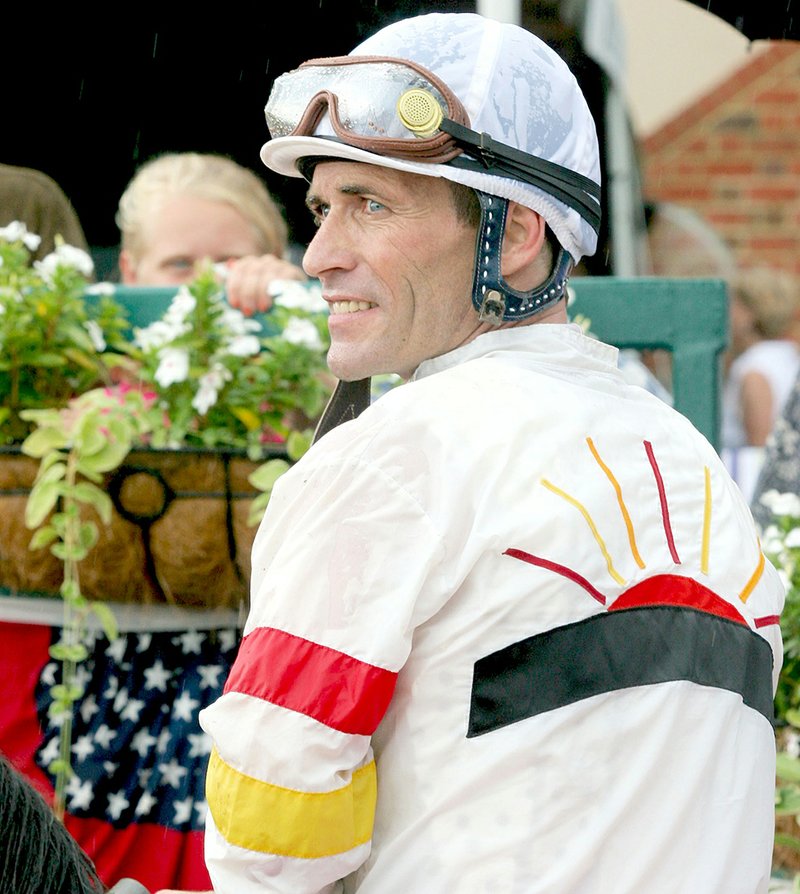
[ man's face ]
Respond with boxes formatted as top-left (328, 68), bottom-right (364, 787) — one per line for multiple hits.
top-left (302, 162), bottom-right (481, 381)
top-left (122, 195), bottom-right (265, 286)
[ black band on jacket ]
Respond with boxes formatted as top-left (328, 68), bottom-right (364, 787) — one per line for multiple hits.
top-left (467, 605), bottom-right (775, 737)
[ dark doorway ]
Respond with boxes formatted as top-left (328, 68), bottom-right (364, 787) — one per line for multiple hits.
top-left (6, 1), bottom-right (611, 276)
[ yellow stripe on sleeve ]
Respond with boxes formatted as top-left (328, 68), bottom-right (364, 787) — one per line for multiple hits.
top-left (206, 747), bottom-right (377, 859)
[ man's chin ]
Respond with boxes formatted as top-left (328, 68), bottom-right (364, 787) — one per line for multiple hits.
top-left (327, 355), bottom-right (370, 383)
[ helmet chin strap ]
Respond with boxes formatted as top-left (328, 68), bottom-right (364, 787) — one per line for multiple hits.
top-left (472, 191), bottom-right (574, 325)
top-left (312, 377), bottom-right (372, 443)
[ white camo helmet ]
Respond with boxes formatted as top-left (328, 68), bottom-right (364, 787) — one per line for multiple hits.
top-left (263, 12), bottom-right (600, 264)
top-left (262, 12), bottom-right (601, 323)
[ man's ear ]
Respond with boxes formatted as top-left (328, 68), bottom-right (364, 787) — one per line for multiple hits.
top-left (500, 203), bottom-right (546, 280)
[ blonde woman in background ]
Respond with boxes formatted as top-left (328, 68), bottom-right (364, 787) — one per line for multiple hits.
top-left (721, 266), bottom-right (800, 499)
top-left (116, 151), bottom-right (305, 312)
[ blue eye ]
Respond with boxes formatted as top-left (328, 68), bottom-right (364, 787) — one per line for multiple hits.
top-left (366, 199), bottom-right (384, 213)
top-left (166, 258), bottom-right (194, 271)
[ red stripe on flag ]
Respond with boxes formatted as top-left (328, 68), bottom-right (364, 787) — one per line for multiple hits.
top-left (64, 815), bottom-right (210, 892)
top-left (609, 573), bottom-right (747, 625)
top-left (0, 620), bottom-right (213, 892)
top-left (224, 626), bottom-right (397, 735)
top-left (0, 621), bottom-right (54, 799)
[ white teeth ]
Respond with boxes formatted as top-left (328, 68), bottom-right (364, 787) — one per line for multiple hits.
top-left (330, 300), bottom-right (375, 314)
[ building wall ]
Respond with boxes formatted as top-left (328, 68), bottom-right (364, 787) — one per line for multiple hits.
top-left (641, 44), bottom-right (800, 276)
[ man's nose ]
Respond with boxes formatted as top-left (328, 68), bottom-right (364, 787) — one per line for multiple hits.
top-left (302, 214), bottom-right (354, 280)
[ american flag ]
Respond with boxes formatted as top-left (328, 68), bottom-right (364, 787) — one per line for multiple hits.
top-left (0, 613), bottom-right (241, 892)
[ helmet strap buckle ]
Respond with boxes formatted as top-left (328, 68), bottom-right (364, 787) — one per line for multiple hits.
top-left (471, 191), bottom-right (574, 325)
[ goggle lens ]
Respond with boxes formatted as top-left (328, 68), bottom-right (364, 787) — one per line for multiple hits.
top-left (265, 57), bottom-right (466, 146)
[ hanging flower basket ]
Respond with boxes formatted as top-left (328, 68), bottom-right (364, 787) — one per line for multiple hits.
top-left (0, 223), bottom-right (334, 611)
top-left (0, 443), bottom-right (290, 608)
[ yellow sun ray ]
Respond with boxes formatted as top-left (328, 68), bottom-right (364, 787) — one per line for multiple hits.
top-left (541, 478), bottom-right (626, 585)
top-left (586, 437), bottom-right (645, 570)
top-left (701, 466), bottom-right (711, 575)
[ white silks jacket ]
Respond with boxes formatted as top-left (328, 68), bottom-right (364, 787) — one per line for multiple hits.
top-left (199, 323), bottom-right (785, 894)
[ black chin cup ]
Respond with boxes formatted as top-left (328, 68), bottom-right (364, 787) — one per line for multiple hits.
top-left (472, 191), bottom-right (574, 325)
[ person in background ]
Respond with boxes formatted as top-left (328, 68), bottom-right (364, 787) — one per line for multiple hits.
top-left (720, 266), bottom-right (800, 501)
top-left (161, 11), bottom-right (783, 894)
top-left (750, 355), bottom-right (800, 533)
top-left (116, 151), bottom-right (306, 312)
top-left (0, 162), bottom-right (90, 263)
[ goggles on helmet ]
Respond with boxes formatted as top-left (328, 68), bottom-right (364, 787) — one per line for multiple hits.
top-left (266, 55), bottom-right (470, 163)
top-left (265, 55), bottom-right (601, 235)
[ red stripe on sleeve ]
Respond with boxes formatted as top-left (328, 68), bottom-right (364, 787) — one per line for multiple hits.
top-left (224, 626), bottom-right (398, 735)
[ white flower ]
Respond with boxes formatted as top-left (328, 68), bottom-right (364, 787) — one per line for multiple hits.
top-left (164, 286), bottom-right (197, 323)
top-left (219, 305), bottom-right (262, 337)
top-left (85, 282), bottom-right (116, 297)
top-left (34, 243), bottom-right (94, 281)
top-left (84, 320), bottom-right (106, 352)
top-left (281, 317), bottom-right (324, 350)
top-left (192, 380), bottom-right (219, 415)
top-left (224, 334), bottom-right (261, 357)
top-left (154, 347), bottom-right (190, 388)
top-left (269, 279), bottom-right (326, 312)
top-left (760, 490), bottom-right (800, 519)
top-left (0, 220), bottom-right (41, 251)
top-left (787, 528), bottom-right (800, 550)
top-left (134, 318), bottom-right (190, 351)
top-left (192, 365), bottom-right (231, 414)
top-left (786, 730), bottom-right (800, 759)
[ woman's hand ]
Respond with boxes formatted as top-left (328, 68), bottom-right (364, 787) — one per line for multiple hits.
top-left (222, 254), bottom-right (306, 317)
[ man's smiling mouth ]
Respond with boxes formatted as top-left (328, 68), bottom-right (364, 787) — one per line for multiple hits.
top-left (329, 300), bottom-right (377, 314)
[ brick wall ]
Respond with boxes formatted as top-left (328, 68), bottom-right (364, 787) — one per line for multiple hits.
top-left (641, 44), bottom-right (800, 277)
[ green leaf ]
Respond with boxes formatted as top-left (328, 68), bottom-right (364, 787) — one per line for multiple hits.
top-left (52, 542), bottom-right (91, 561)
top-left (247, 491), bottom-right (271, 527)
top-left (50, 682), bottom-right (85, 702)
top-left (28, 526), bottom-right (60, 550)
top-left (778, 752), bottom-right (800, 784)
top-left (286, 429), bottom-right (311, 461)
top-left (774, 831), bottom-right (800, 852)
top-left (78, 521), bottom-right (99, 551)
top-left (24, 480), bottom-right (60, 528)
top-left (90, 487), bottom-right (113, 524)
top-left (60, 578), bottom-right (80, 600)
top-left (21, 426), bottom-right (69, 457)
top-left (76, 438), bottom-right (131, 475)
top-left (248, 458), bottom-right (290, 492)
top-left (90, 601), bottom-right (119, 641)
top-left (37, 460), bottom-right (67, 484)
top-left (49, 642), bottom-right (89, 662)
top-left (47, 758), bottom-right (73, 776)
